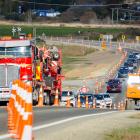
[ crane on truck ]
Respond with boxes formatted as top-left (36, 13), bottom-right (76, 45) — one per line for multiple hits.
top-left (0, 35), bottom-right (63, 105)
top-left (126, 73), bottom-right (140, 110)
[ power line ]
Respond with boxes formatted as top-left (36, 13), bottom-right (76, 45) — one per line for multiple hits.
top-left (11, 0), bottom-right (135, 7)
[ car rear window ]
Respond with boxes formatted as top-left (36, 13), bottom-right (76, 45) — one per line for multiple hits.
top-left (62, 91), bottom-right (73, 96)
top-left (104, 94), bottom-right (110, 98)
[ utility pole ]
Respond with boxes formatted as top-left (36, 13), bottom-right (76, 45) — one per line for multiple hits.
top-left (116, 8), bottom-right (119, 23)
top-left (112, 8), bottom-right (114, 24)
top-left (129, 12), bottom-right (132, 22)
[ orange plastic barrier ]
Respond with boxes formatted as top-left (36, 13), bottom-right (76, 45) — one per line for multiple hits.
top-left (7, 80), bottom-right (33, 140)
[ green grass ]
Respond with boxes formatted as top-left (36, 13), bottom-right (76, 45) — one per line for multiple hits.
top-left (0, 25), bottom-right (126, 37)
top-left (105, 126), bottom-right (140, 140)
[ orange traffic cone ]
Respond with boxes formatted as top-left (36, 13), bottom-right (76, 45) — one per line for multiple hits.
top-left (113, 103), bottom-right (116, 110)
top-left (109, 103), bottom-right (112, 110)
top-left (38, 85), bottom-right (44, 107)
top-left (54, 89), bottom-right (59, 106)
top-left (93, 98), bottom-right (96, 109)
top-left (118, 102), bottom-right (121, 110)
top-left (66, 91), bottom-right (71, 108)
top-left (77, 94), bottom-right (81, 108)
top-left (85, 96), bottom-right (89, 109)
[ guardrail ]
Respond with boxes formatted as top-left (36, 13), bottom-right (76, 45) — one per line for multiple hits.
top-left (41, 36), bottom-right (140, 50)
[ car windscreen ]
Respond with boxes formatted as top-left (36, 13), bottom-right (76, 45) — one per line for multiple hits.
top-left (0, 46), bottom-right (31, 58)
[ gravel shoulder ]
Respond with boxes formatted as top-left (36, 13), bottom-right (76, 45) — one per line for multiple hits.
top-left (34, 111), bottom-right (140, 140)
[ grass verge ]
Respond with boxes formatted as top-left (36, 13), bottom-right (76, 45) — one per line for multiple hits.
top-left (105, 126), bottom-right (140, 140)
top-left (105, 113), bottom-right (140, 140)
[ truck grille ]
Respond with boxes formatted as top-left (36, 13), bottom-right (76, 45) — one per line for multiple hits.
top-left (0, 65), bottom-right (19, 87)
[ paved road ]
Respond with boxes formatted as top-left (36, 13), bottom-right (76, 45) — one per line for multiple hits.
top-left (0, 107), bottom-right (113, 138)
top-left (0, 49), bottom-right (139, 139)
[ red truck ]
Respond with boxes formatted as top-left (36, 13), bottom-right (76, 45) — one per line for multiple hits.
top-left (0, 35), bottom-right (63, 105)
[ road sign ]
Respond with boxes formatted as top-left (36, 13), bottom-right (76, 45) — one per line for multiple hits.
top-left (80, 86), bottom-right (89, 93)
top-left (102, 35), bottom-right (113, 40)
top-left (136, 36), bottom-right (140, 41)
top-left (122, 35), bottom-right (125, 40)
top-left (12, 27), bottom-right (16, 36)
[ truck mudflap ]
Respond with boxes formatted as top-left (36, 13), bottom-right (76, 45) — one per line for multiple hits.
top-left (0, 87), bottom-right (11, 101)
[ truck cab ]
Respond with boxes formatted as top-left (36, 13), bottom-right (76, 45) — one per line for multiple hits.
top-left (126, 74), bottom-right (140, 109)
top-left (0, 37), bottom-right (33, 102)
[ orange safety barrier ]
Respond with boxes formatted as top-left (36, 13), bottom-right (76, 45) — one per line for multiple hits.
top-left (54, 89), bottom-right (59, 106)
top-left (7, 80), bottom-right (33, 140)
top-left (66, 91), bottom-right (71, 108)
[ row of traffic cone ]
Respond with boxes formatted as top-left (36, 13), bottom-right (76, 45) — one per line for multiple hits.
top-left (7, 80), bottom-right (33, 140)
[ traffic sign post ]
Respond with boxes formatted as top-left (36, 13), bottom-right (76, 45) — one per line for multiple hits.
top-left (122, 35), bottom-right (125, 43)
top-left (136, 36), bottom-right (140, 43)
top-left (12, 26), bottom-right (22, 37)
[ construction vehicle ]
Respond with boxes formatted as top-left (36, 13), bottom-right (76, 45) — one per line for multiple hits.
top-left (0, 35), bottom-right (63, 105)
top-left (126, 73), bottom-right (140, 109)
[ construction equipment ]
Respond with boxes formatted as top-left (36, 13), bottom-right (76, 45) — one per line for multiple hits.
top-left (0, 35), bottom-right (63, 105)
top-left (126, 73), bottom-right (140, 110)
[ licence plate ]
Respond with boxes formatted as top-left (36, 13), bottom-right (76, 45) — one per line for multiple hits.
top-left (0, 93), bottom-right (11, 98)
top-left (112, 88), bottom-right (116, 91)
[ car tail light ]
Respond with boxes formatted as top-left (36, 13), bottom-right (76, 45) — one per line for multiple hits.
top-left (107, 86), bottom-right (110, 90)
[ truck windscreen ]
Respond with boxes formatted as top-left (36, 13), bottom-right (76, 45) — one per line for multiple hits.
top-left (0, 46), bottom-right (31, 58)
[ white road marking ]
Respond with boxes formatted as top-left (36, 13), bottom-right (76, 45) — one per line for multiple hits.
top-left (0, 111), bottom-right (117, 139)
top-left (33, 111), bottom-right (117, 131)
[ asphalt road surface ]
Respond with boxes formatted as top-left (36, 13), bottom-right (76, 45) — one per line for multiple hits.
top-left (0, 49), bottom-right (139, 140)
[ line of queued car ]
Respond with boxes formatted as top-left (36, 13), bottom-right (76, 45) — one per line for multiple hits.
top-left (60, 90), bottom-right (112, 108)
top-left (106, 51), bottom-right (140, 94)
top-left (60, 52), bottom-right (140, 108)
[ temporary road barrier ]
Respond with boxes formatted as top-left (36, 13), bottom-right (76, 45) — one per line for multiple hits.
top-left (7, 80), bottom-right (33, 140)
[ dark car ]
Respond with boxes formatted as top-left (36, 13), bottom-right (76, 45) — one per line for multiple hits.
top-left (128, 54), bottom-right (138, 60)
top-left (123, 62), bottom-right (134, 71)
top-left (106, 79), bottom-right (122, 93)
top-left (132, 52), bottom-right (140, 60)
top-left (118, 67), bottom-right (129, 78)
top-left (79, 93), bottom-right (94, 107)
top-left (127, 59), bottom-right (138, 69)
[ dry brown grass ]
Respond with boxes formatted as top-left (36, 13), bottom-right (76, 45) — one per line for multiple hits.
top-left (106, 126), bottom-right (140, 140)
top-left (130, 114), bottom-right (140, 119)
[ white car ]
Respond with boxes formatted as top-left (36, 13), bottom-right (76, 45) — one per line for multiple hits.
top-left (94, 94), bottom-right (106, 108)
top-left (102, 93), bottom-right (112, 107)
top-left (60, 91), bottom-right (76, 107)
